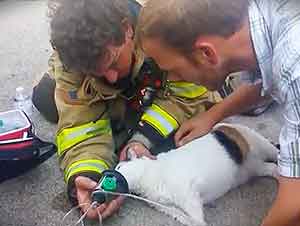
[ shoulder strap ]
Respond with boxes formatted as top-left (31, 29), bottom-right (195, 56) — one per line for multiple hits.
top-left (0, 136), bottom-right (56, 183)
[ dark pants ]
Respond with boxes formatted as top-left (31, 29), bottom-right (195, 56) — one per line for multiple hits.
top-left (32, 73), bottom-right (59, 123)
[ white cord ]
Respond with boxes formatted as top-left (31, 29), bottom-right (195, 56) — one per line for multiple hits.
top-left (102, 190), bottom-right (169, 209)
top-left (96, 207), bottom-right (103, 226)
top-left (75, 202), bottom-right (95, 226)
top-left (62, 191), bottom-right (189, 226)
top-left (61, 203), bottom-right (90, 226)
top-left (97, 190), bottom-right (189, 221)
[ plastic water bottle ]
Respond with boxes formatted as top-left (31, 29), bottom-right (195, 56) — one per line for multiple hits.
top-left (13, 86), bottom-right (33, 117)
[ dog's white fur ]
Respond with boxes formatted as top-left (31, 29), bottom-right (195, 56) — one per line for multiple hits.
top-left (116, 123), bottom-right (278, 226)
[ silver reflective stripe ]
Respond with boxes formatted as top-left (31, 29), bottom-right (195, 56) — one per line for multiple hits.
top-left (146, 109), bottom-right (174, 133)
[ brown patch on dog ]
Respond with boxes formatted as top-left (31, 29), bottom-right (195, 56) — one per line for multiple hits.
top-left (215, 125), bottom-right (250, 159)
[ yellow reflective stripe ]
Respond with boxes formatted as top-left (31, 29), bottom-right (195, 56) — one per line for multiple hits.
top-left (168, 81), bottom-right (207, 98)
top-left (141, 104), bottom-right (179, 137)
top-left (56, 119), bottom-right (111, 156)
top-left (64, 159), bottom-right (109, 183)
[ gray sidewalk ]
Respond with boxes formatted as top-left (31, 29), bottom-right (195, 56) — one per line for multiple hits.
top-left (0, 1), bottom-right (279, 226)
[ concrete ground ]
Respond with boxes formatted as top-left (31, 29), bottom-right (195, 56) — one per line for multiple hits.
top-left (0, 1), bottom-right (281, 226)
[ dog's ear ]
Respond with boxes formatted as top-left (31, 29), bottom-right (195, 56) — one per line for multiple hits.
top-left (215, 125), bottom-right (250, 158)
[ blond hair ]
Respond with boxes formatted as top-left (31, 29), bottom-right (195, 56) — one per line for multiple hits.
top-left (137, 0), bottom-right (248, 53)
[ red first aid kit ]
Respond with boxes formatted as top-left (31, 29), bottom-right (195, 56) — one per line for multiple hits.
top-left (0, 110), bottom-right (35, 160)
top-left (0, 110), bottom-right (56, 182)
top-left (0, 109), bottom-right (32, 140)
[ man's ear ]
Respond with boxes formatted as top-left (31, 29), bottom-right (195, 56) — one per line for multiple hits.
top-left (194, 38), bottom-right (218, 65)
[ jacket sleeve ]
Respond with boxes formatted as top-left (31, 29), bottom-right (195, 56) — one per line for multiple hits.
top-left (131, 81), bottom-right (222, 148)
top-left (51, 53), bottom-right (118, 202)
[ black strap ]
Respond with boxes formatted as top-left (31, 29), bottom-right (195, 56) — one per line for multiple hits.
top-left (150, 132), bottom-right (176, 155)
top-left (0, 137), bottom-right (56, 183)
top-left (33, 136), bottom-right (57, 163)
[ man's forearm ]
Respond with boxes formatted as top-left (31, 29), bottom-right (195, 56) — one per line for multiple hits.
top-left (261, 177), bottom-right (300, 226)
top-left (207, 83), bottom-right (263, 123)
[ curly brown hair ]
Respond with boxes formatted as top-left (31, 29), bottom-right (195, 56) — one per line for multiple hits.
top-left (50, 0), bottom-right (132, 73)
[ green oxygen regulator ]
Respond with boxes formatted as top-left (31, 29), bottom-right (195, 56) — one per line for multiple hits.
top-left (91, 170), bottom-right (129, 204)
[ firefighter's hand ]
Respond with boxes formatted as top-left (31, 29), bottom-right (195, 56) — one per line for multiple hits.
top-left (119, 142), bottom-right (156, 161)
top-left (175, 111), bottom-right (216, 147)
top-left (75, 176), bottom-right (125, 220)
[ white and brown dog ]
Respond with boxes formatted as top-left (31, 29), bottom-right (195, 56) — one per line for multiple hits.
top-left (115, 123), bottom-right (278, 226)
